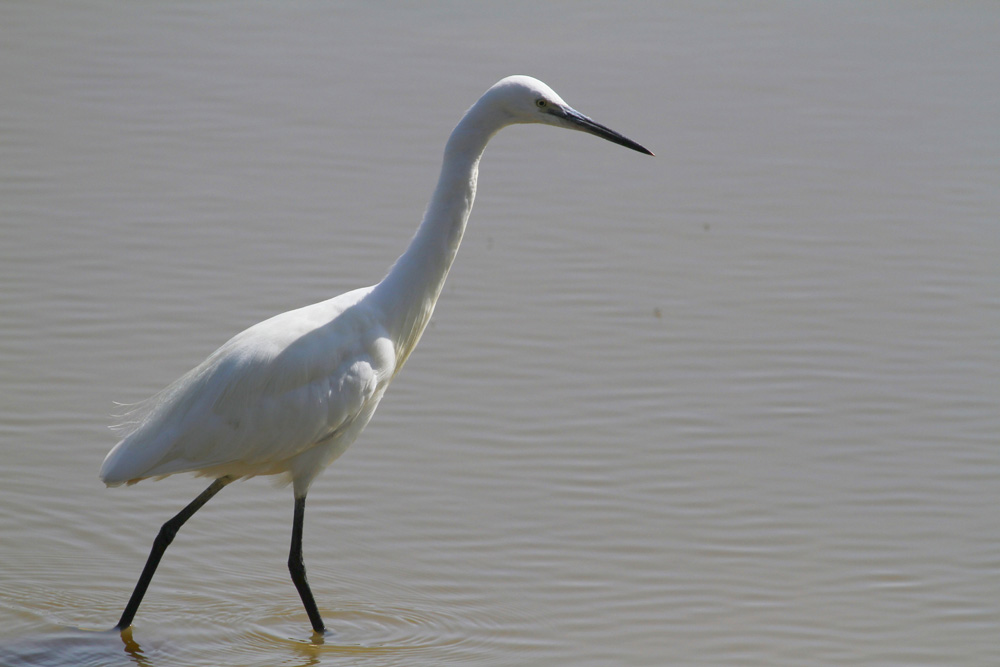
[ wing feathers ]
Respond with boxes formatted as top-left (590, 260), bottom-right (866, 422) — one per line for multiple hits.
top-left (100, 289), bottom-right (396, 485)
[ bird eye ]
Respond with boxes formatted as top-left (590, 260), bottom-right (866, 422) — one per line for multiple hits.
top-left (535, 98), bottom-right (547, 109)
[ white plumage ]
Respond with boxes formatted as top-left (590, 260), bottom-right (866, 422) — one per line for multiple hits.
top-left (101, 287), bottom-right (393, 495)
top-left (101, 75), bottom-right (652, 635)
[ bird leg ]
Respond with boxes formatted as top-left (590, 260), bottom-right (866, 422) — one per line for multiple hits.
top-left (288, 494), bottom-right (326, 634)
top-left (114, 476), bottom-right (233, 631)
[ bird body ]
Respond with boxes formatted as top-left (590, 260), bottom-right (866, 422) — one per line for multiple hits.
top-left (101, 285), bottom-right (394, 495)
top-left (101, 84), bottom-right (491, 496)
top-left (100, 75), bottom-right (652, 634)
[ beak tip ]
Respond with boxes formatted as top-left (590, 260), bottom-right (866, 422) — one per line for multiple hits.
top-left (627, 142), bottom-right (655, 157)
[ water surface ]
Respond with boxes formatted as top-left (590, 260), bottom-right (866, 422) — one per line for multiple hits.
top-left (2, 3), bottom-right (998, 665)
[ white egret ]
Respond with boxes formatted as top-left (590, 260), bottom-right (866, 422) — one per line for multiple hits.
top-left (100, 75), bottom-right (652, 634)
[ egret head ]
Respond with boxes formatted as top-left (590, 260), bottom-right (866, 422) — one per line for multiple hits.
top-left (485, 75), bottom-right (653, 156)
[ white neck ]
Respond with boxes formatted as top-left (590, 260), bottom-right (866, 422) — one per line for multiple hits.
top-left (371, 98), bottom-right (507, 370)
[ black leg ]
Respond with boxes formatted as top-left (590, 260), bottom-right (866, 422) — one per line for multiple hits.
top-left (114, 476), bottom-right (232, 631)
top-left (288, 494), bottom-right (326, 634)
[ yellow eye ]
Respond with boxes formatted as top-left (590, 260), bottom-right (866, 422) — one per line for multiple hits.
top-left (535, 98), bottom-right (547, 109)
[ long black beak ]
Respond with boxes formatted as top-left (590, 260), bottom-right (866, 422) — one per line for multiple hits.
top-left (551, 106), bottom-right (654, 156)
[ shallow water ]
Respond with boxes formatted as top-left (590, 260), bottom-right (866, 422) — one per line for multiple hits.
top-left (2, 2), bottom-right (998, 665)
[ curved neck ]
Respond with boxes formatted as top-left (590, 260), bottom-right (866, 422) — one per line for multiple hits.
top-left (372, 100), bottom-right (504, 370)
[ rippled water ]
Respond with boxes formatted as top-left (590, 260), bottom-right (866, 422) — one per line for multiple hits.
top-left (2, 3), bottom-right (998, 666)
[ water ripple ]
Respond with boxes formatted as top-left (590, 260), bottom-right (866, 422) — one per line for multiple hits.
top-left (243, 600), bottom-right (525, 664)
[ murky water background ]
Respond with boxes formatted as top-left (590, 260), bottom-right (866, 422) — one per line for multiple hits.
top-left (2, 3), bottom-right (998, 665)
